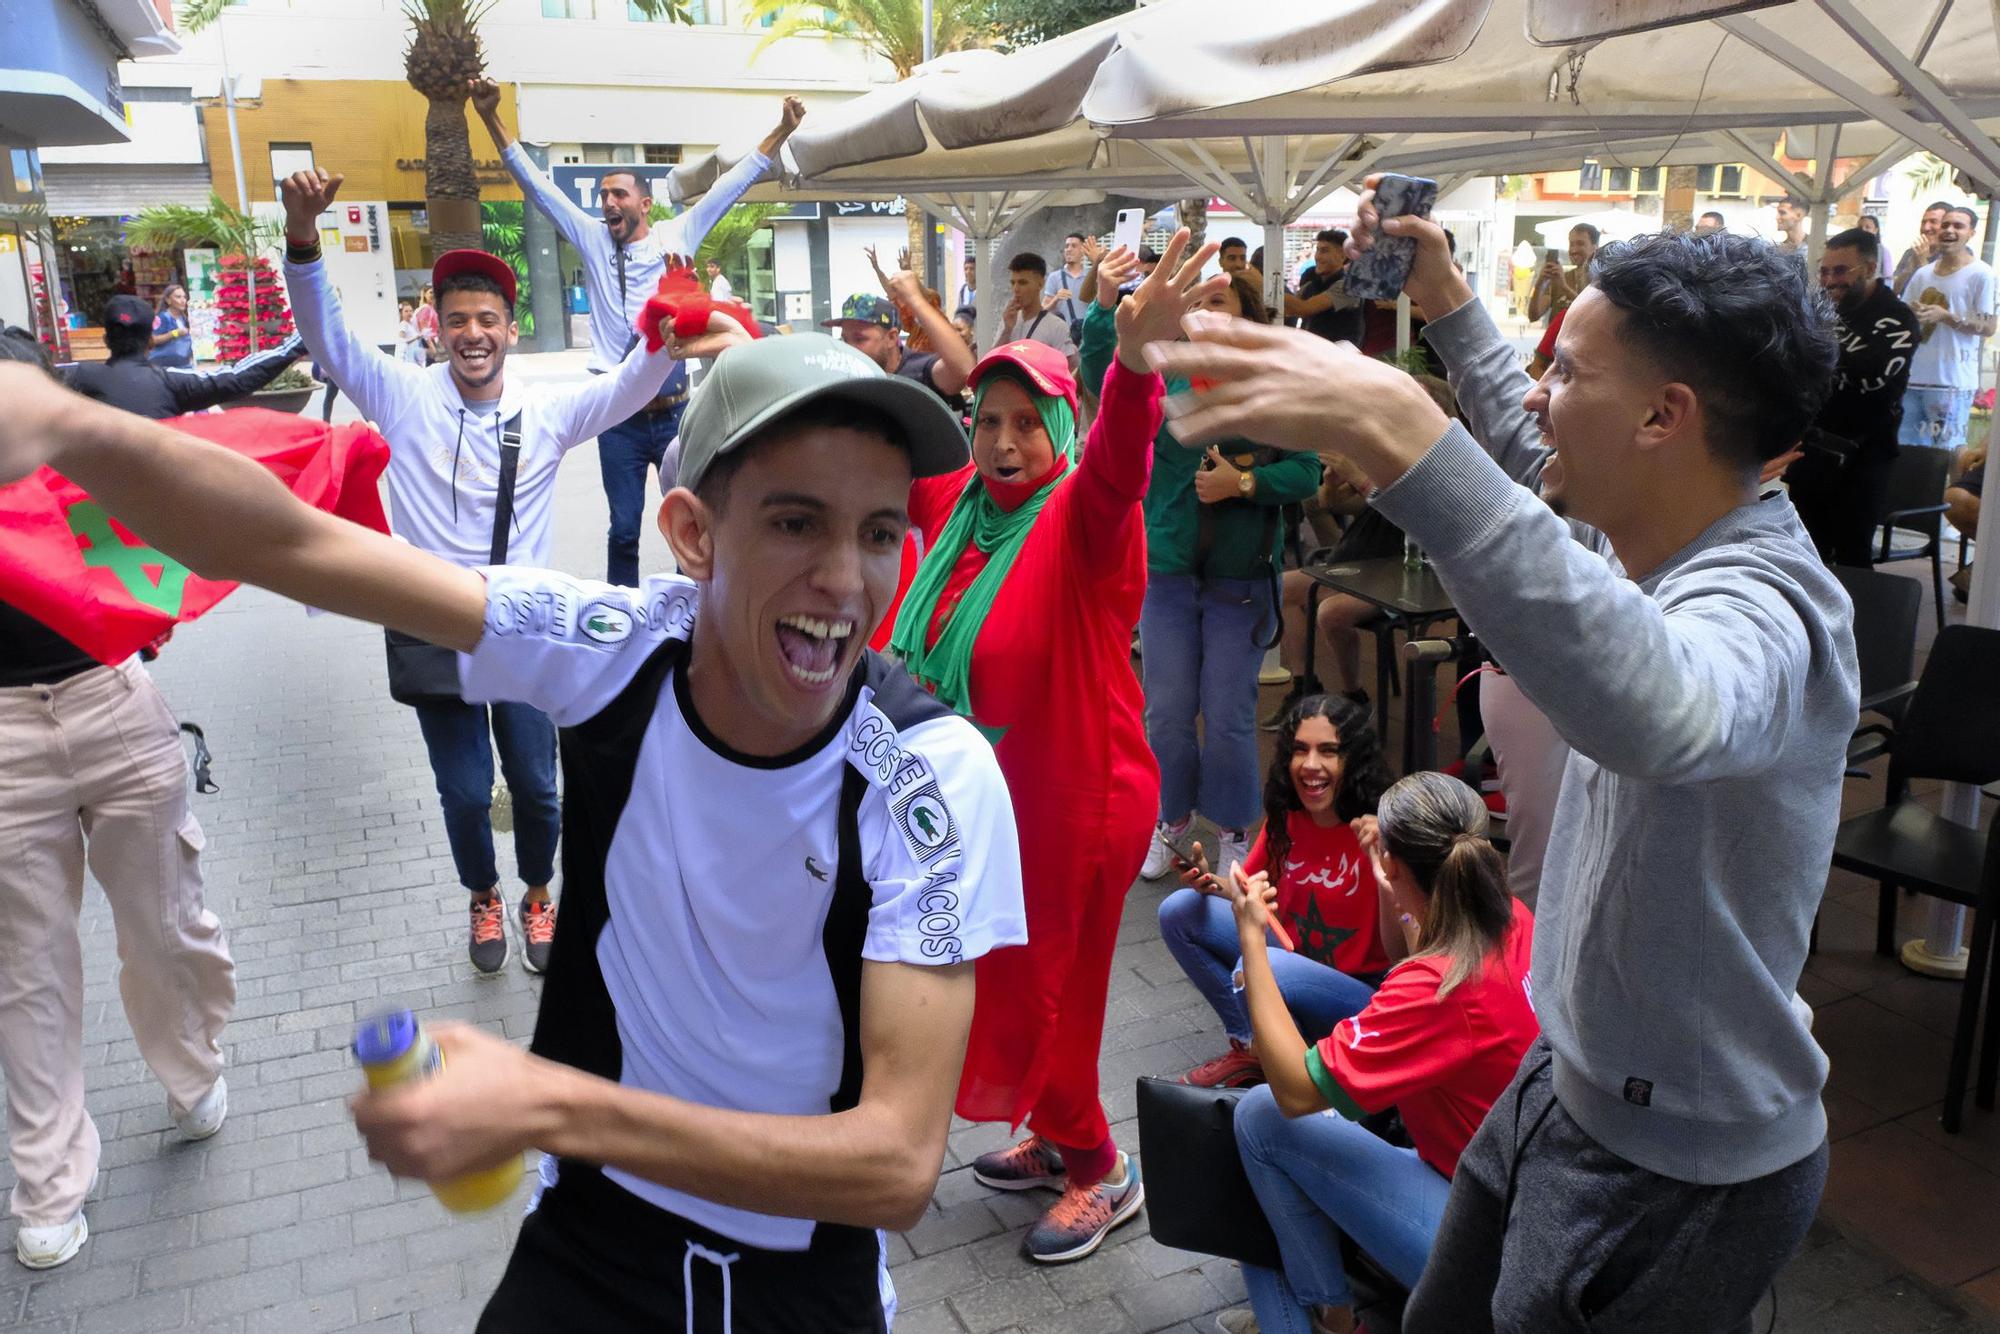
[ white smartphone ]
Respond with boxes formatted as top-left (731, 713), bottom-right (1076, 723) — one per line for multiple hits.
top-left (1114, 207), bottom-right (1145, 257)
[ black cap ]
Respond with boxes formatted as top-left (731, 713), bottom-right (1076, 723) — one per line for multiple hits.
top-left (103, 294), bottom-right (153, 330)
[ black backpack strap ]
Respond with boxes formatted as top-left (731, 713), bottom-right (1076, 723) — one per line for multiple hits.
top-left (824, 763), bottom-right (872, 1114)
top-left (489, 411), bottom-right (523, 566)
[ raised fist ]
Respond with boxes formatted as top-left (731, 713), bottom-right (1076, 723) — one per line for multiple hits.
top-left (469, 77), bottom-right (502, 120)
top-left (280, 169), bottom-right (345, 244)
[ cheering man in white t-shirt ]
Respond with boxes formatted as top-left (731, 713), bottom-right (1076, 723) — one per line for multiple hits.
top-left (0, 322), bottom-right (1026, 1333)
top-left (1899, 203), bottom-right (1998, 451)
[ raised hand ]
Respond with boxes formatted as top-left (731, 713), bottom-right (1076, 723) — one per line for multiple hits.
top-left (1081, 235), bottom-right (1106, 265)
top-left (760, 95), bottom-right (808, 156)
top-left (1113, 226), bottom-right (1222, 373)
top-left (468, 76), bottom-right (501, 121)
top-left (866, 245), bottom-right (921, 305)
top-left (280, 168), bottom-right (345, 245)
top-left (1094, 246), bottom-right (1139, 308)
top-left (1347, 173), bottom-right (1460, 315)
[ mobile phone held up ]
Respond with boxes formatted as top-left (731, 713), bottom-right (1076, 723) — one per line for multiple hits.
top-left (1345, 174), bottom-right (1440, 302)
top-left (1114, 207), bottom-right (1145, 258)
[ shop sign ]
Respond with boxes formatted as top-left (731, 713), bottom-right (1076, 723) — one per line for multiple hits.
top-left (768, 198), bottom-right (906, 222)
top-left (550, 165), bottom-right (681, 212)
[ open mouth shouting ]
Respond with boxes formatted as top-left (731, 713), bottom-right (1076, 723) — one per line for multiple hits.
top-left (775, 613), bottom-right (856, 689)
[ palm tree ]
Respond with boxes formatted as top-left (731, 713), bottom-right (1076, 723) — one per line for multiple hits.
top-left (184, 0), bottom-right (690, 257)
top-left (743, 0), bottom-right (990, 280)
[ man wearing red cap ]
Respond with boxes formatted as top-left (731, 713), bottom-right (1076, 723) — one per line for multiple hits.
top-left (888, 230), bottom-right (1221, 1264)
top-left (279, 168), bottom-right (683, 977)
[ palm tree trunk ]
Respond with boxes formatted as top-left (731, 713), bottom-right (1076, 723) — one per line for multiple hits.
top-left (907, 206), bottom-right (929, 285)
top-left (1177, 196), bottom-right (1208, 248)
top-left (424, 95), bottom-right (484, 254)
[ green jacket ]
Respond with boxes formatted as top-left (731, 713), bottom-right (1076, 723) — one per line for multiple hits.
top-left (1081, 302), bottom-right (1322, 580)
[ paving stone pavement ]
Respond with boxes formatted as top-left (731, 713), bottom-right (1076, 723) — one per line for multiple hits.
top-left (6, 377), bottom-right (1998, 1333)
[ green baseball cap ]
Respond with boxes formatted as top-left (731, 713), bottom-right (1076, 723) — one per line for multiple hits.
top-left (677, 332), bottom-right (968, 493)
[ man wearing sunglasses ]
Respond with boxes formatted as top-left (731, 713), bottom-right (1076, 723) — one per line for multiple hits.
top-left (1791, 227), bottom-right (1921, 565)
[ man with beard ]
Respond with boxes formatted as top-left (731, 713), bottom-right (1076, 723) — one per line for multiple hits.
top-left (1892, 201), bottom-right (1949, 297)
top-left (473, 79), bottom-right (805, 584)
top-left (1790, 227), bottom-right (1920, 564)
top-left (278, 167), bottom-right (683, 976)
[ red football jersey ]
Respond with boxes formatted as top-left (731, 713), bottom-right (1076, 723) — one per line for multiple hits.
top-left (1316, 899), bottom-right (1539, 1178)
top-left (1243, 813), bottom-right (1392, 979)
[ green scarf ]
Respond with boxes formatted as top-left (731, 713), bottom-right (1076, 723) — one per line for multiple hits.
top-left (888, 376), bottom-right (1078, 727)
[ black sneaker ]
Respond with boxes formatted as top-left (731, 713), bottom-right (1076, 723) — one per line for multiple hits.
top-left (518, 897), bottom-right (556, 975)
top-left (468, 893), bottom-right (508, 974)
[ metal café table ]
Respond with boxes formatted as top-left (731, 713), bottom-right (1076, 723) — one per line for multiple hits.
top-left (1300, 556), bottom-right (1460, 773)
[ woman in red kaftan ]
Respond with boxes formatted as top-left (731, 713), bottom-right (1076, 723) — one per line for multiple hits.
top-left (888, 233), bottom-right (1223, 1264)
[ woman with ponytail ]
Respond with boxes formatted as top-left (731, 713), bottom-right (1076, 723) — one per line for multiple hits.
top-left (890, 229), bottom-right (1224, 1264)
top-left (1216, 772), bottom-right (1538, 1334)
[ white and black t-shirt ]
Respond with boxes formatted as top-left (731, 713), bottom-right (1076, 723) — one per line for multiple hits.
top-left (460, 567), bottom-right (1026, 1251)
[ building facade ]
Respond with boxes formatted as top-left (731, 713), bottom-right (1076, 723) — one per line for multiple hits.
top-left (0, 0), bottom-right (180, 357)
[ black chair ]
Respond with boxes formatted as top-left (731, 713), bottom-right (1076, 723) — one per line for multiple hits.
top-left (1829, 625), bottom-right (2000, 1133)
top-left (1873, 447), bottom-right (1954, 632)
top-left (1831, 566), bottom-right (1923, 769)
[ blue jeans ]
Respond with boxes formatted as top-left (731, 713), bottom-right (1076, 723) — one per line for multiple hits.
top-left (1898, 385), bottom-right (1973, 449)
top-left (1141, 572), bottom-right (1270, 830)
top-left (413, 699), bottom-right (561, 893)
top-left (1235, 1085), bottom-right (1451, 1329)
top-left (1158, 887), bottom-right (1376, 1043)
top-left (599, 402), bottom-right (685, 587)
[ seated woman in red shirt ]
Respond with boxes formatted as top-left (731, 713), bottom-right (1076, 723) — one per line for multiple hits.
top-left (1162, 693), bottom-right (1393, 1088)
top-left (1220, 771), bottom-right (1538, 1334)
top-left (890, 232), bottom-right (1222, 1265)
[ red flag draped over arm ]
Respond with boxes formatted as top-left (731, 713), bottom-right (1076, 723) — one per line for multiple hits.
top-left (0, 407), bottom-right (392, 664)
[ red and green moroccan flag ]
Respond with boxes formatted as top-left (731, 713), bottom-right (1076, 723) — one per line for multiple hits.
top-left (0, 407), bottom-right (391, 664)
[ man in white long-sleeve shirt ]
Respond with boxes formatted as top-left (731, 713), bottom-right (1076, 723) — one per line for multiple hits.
top-left (472, 78), bottom-right (805, 585)
top-left (279, 167), bottom-right (680, 977)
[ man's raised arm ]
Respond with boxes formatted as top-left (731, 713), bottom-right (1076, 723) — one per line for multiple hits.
top-left (1353, 197), bottom-right (1554, 491)
top-left (472, 76), bottom-right (601, 254)
top-left (0, 363), bottom-right (486, 651)
top-left (660, 95), bottom-right (806, 259)
top-left (279, 168), bottom-right (424, 434)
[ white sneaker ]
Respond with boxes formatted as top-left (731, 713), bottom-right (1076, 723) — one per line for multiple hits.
top-left (1213, 829), bottom-right (1251, 879)
top-left (173, 1076), bottom-right (228, 1142)
top-left (16, 1213), bottom-right (86, 1269)
top-left (1141, 819), bottom-right (1191, 881)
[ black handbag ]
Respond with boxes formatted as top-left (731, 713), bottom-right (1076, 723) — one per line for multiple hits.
top-left (383, 411), bottom-right (522, 707)
top-left (1135, 1076), bottom-right (1283, 1270)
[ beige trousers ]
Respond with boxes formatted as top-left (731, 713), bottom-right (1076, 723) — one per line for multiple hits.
top-left (0, 658), bottom-right (235, 1225)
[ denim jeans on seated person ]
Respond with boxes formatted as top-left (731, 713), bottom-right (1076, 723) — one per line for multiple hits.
top-left (1235, 1084), bottom-right (1451, 1333)
top-left (1158, 887), bottom-right (1376, 1044)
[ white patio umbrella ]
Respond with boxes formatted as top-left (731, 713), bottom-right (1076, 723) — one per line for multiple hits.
top-left (1533, 209), bottom-right (1663, 245)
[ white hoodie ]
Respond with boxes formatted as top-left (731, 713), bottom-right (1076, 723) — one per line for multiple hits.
top-left (284, 256), bottom-right (672, 568)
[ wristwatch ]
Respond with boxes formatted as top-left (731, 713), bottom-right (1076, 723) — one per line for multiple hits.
top-left (1237, 468), bottom-right (1255, 498)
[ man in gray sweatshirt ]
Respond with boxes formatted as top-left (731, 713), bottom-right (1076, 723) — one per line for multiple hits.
top-left (1146, 204), bottom-right (1857, 1330)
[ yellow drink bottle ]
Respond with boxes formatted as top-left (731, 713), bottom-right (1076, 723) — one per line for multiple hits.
top-left (353, 1009), bottom-right (522, 1213)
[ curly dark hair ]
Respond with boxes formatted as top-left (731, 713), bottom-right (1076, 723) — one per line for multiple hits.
top-left (1586, 230), bottom-right (1837, 470)
top-left (1261, 693), bottom-right (1391, 872)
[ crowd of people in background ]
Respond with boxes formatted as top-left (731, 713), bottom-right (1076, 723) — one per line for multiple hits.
top-left (4, 128), bottom-right (1997, 1333)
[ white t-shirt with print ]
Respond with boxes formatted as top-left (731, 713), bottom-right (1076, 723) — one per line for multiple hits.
top-left (460, 567), bottom-right (1027, 1249)
top-left (1906, 257), bottom-right (1997, 390)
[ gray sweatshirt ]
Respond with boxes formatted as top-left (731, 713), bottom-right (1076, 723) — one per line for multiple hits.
top-left (1370, 298), bottom-right (1858, 1186)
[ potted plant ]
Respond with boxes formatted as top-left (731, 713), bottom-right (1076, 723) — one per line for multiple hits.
top-left (127, 194), bottom-right (292, 360)
top-left (247, 362), bottom-right (322, 416)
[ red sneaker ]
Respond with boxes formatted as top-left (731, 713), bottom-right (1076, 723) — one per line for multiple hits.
top-left (1180, 1040), bottom-right (1265, 1089)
